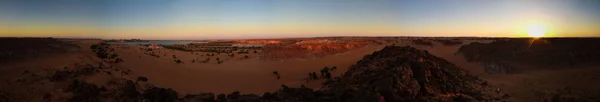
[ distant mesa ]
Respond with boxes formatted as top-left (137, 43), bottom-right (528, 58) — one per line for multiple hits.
top-left (260, 39), bottom-right (375, 60)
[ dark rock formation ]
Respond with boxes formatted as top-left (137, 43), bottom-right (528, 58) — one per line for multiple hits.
top-left (113, 80), bottom-right (141, 101)
top-left (216, 94), bottom-right (227, 102)
top-left (226, 91), bottom-right (241, 100)
top-left (49, 65), bottom-right (97, 82)
top-left (66, 80), bottom-right (101, 102)
top-left (180, 93), bottom-right (217, 102)
top-left (324, 46), bottom-right (495, 101)
top-left (197, 93), bottom-right (216, 102)
top-left (142, 87), bottom-right (179, 102)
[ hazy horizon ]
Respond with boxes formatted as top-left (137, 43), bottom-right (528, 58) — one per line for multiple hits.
top-left (1, 0), bottom-right (599, 39)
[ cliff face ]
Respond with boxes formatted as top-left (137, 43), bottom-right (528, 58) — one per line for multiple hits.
top-left (323, 46), bottom-right (494, 101)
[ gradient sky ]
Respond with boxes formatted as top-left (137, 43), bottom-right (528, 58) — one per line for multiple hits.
top-left (1, 0), bottom-right (599, 39)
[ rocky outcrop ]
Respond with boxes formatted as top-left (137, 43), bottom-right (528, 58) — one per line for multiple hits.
top-left (180, 85), bottom-right (336, 102)
top-left (323, 46), bottom-right (496, 101)
top-left (66, 80), bottom-right (102, 102)
top-left (50, 65), bottom-right (98, 82)
top-left (62, 78), bottom-right (177, 102)
top-left (142, 87), bottom-right (179, 102)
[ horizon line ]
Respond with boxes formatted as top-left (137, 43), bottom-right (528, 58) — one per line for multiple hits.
top-left (3, 35), bottom-right (600, 40)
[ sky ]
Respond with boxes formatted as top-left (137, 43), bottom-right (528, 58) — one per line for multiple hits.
top-left (1, 0), bottom-right (599, 39)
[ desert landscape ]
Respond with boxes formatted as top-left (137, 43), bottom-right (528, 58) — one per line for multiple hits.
top-left (1, 37), bottom-right (599, 102)
top-left (2, 0), bottom-right (600, 101)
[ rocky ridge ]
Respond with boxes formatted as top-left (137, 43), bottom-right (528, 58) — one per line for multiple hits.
top-left (322, 46), bottom-right (498, 101)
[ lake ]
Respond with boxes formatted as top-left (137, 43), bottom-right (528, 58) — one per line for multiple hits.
top-left (106, 40), bottom-right (207, 45)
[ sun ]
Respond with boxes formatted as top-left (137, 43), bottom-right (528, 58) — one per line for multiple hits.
top-left (527, 25), bottom-right (547, 38)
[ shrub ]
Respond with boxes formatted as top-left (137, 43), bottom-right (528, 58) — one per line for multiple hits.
top-left (90, 44), bottom-right (98, 50)
top-left (320, 67), bottom-right (330, 77)
top-left (175, 59), bottom-right (183, 63)
top-left (110, 53), bottom-right (119, 59)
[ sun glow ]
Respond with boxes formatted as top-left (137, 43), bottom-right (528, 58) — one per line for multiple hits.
top-left (527, 24), bottom-right (547, 38)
